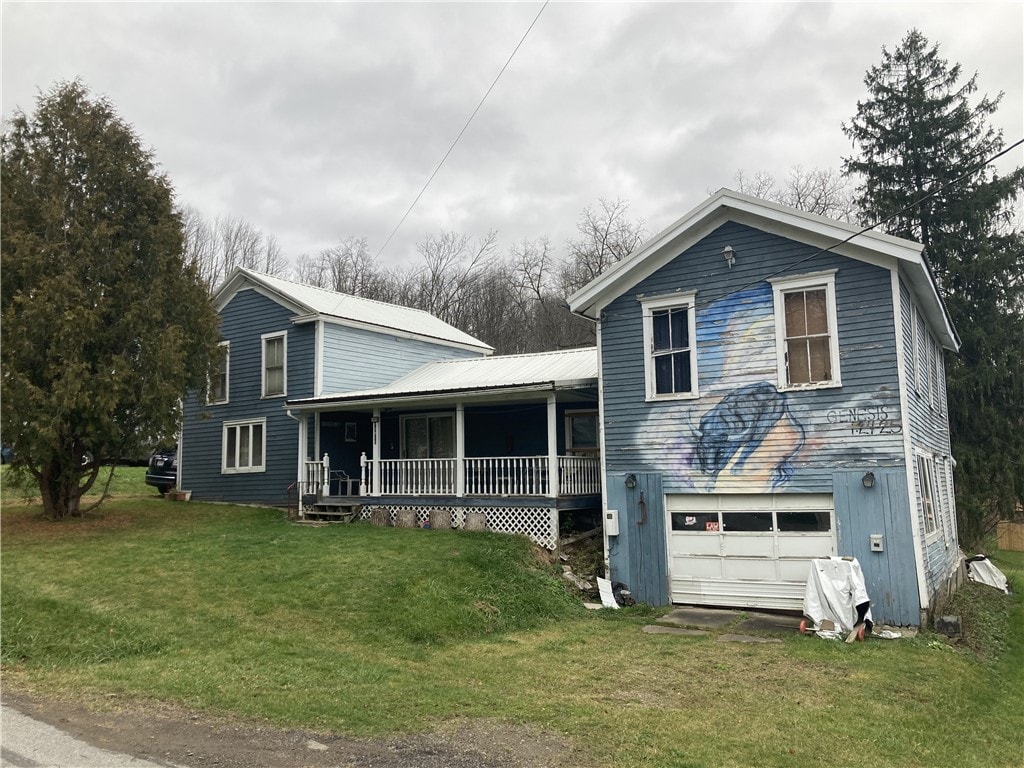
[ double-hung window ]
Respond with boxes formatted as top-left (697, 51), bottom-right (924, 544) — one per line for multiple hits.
top-left (262, 332), bottom-right (287, 398)
top-left (916, 453), bottom-right (938, 537)
top-left (770, 271), bottom-right (841, 390)
top-left (642, 292), bottom-right (698, 401)
top-left (223, 419), bottom-right (266, 473)
top-left (208, 341), bottom-right (229, 405)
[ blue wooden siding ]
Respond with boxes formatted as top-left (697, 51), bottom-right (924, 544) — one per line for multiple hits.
top-left (320, 321), bottom-right (482, 394)
top-left (898, 278), bottom-right (959, 603)
top-left (600, 221), bottom-right (905, 494)
top-left (834, 469), bottom-right (920, 625)
top-left (181, 288), bottom-right (314, 505)
top-left (605, 472), bottom-right (669, 605)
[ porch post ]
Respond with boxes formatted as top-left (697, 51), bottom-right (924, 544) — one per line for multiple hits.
top-left (547, 393), bottom-right (559, 498)
top-left (456, 401), bottom-right (465, 497)
top-left (372, 407), bottom-right (382, 496)
top-left (296, 414), bottom-right (307, 516)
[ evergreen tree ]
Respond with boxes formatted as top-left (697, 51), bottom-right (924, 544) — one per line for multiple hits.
top-left (1, 81), bottom-right (222, 518)
top-left (842, 29), bottom-right (1024, 545)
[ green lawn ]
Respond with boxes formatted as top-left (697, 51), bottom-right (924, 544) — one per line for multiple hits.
top-left (2, 501), bottom-right (1022, 767)
top-left (1, 465), bottom-right (154, 505)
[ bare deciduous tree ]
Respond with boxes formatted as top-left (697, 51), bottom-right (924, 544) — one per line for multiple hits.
top-left (180, 207), bottom-right (288, 290)
top-left (732, 166), bottom-right (856, 221)
top-left (560, 198), bottom-right (647, 296)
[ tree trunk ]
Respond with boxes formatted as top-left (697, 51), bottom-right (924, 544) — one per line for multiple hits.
top-left (37, 457), bottom-right (100, 519)
top-left (39, 461), bottom-right (83, 518)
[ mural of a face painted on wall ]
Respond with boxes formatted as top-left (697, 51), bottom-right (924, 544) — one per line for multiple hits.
top-left (693, 381), bottom-right (805, 492)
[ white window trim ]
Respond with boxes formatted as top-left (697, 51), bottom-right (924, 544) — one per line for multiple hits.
top-left (911, 304), bottom-right (922, 396)
top-left (564, 409), bottom-right (599, 455)
top-left (208, 340), bottom-right (230, 405)
top-left (915, 451), bottom-right (940, 542)
top-left (261, 331), bottom-right (287, 399)
top-left (641, 292), bottom-right (699, 402)
top-left (769, 270), bottom-right (841, 391)
top-left (399, 412), bottom-right (456, 459)
top-left (222, 418), bottom-right (267, 474)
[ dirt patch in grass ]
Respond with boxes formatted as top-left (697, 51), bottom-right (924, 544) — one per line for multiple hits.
top-left (3, 687), bottom-right (581, 768)
top-left (0, 506), bottom-right (153, 540)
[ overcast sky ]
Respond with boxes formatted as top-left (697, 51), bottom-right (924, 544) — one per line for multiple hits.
top-left (3, 2), bottom-right (1022, 271)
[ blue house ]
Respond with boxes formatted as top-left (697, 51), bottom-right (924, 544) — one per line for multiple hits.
top-left (180, 268), bottom-right (600, 549)
top-left (569, 189), bottom-right (961, 626)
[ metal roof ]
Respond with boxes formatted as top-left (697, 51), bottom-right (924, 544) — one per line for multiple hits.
top-left (288, 347), bottom-right (598, 408)
top-left (214, 267), bottom-right (493, 353)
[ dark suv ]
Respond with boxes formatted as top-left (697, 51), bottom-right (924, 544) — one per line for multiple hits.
top-left (145, 446), bottom-right (178, 494)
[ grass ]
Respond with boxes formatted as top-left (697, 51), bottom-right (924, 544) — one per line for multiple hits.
top-left (1, 465), bottom-right (154, 505)
top-left (2, 501), bottom-right (1022, 767)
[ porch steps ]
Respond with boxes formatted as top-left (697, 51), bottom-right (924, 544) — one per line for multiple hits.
top-left (302, 496), bottom-right (362, 523)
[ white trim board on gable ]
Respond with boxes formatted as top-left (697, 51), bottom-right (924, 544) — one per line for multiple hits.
top-left (213, 267), bottom-right (494, 355)
top-left (568, 189), bottom-right (958, 351)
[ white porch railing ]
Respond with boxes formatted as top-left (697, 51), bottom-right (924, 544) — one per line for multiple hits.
top-left (558, 455), bottom-right (601, 496)
top-left (465, 456), bottom-right (548, 496)
top-left (376, 457), bottom-right (457, 496)
top-left (359, 454), bottom-right (600, 497)
top-left (304, 454), bottom-right (330, 499)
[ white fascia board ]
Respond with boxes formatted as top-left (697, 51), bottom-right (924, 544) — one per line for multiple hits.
top-left (568, 188), bottom-right (926, 320)
top-left (315, 313), bottom-right (494, 355)
top-left (214, 269), bottom-right (312, 316)
top-left (288, 383), bottom-right (558, 413)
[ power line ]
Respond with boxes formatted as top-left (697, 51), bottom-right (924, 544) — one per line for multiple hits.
top-left (693, 136), bottom-right (1024, 310)
top-left (374, 1), bottom-right (549, 261)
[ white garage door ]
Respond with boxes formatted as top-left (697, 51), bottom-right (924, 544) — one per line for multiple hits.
top-left (667, 494), bottom-right (835, 611)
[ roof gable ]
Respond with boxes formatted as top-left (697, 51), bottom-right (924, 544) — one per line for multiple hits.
top-left (213, 267), bottom-right (493, 354)
top-left (569, 189), bottom-right (958, 350)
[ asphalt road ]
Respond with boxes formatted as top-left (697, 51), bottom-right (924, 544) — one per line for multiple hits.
top-left (0, 704), bottom-right (181, 768)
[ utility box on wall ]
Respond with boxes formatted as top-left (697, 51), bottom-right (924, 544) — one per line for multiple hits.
top-left (605, 508), bottom-right (620, 537)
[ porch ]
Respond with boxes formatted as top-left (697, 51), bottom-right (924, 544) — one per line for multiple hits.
top-left (286, 347), bottom-right (602, 548)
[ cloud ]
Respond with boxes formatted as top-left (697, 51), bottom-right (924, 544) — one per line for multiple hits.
top-left (3, 1), bottom-right (1021, 271)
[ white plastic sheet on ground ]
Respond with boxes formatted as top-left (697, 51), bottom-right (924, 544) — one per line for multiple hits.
top-left (803, 557), bottom-right (873, 639)
top-left (967, 556), bottom-right (1010, 594)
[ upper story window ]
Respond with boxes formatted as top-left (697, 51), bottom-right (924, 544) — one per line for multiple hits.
top-left (262, 331), bottom-right (287, 398)
top-left (641, 292), bottom-right (698, 401)
top-left (770, 271), bottom-right (841, 390)
top-left (914, 308), bottom-right (928, 397)
top-left (208, 341), bottom-right (229, 405)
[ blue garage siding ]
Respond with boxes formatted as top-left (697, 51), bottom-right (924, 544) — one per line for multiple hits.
top-left (600, 221), bottom-right (905, 495)
top-left (180, 288), bottom-right (313, 506)
top-left (321, 321), bottom-right (483, 394)
top-left (834, 469), bottom-right (920, 625)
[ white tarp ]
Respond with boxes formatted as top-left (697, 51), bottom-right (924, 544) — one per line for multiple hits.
top-left (967, 556), bottom-right (1010, 594)
top-left (803, 557), bottom-right (873, 638)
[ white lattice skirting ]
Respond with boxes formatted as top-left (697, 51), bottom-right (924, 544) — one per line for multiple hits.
top-left (359, 505), bottom-right (559, 550)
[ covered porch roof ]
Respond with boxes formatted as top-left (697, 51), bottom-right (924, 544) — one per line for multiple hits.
top-left (287, 347), bottom-right (598, 411)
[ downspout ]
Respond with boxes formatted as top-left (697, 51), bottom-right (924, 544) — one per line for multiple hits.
top-left (286, 408), bottom-right (305, 517)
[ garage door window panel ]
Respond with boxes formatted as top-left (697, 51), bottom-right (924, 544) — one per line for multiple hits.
top-left (777, 511), bottom-right (831, 532)
top-left (722, 511), bottom-right (773, 531)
